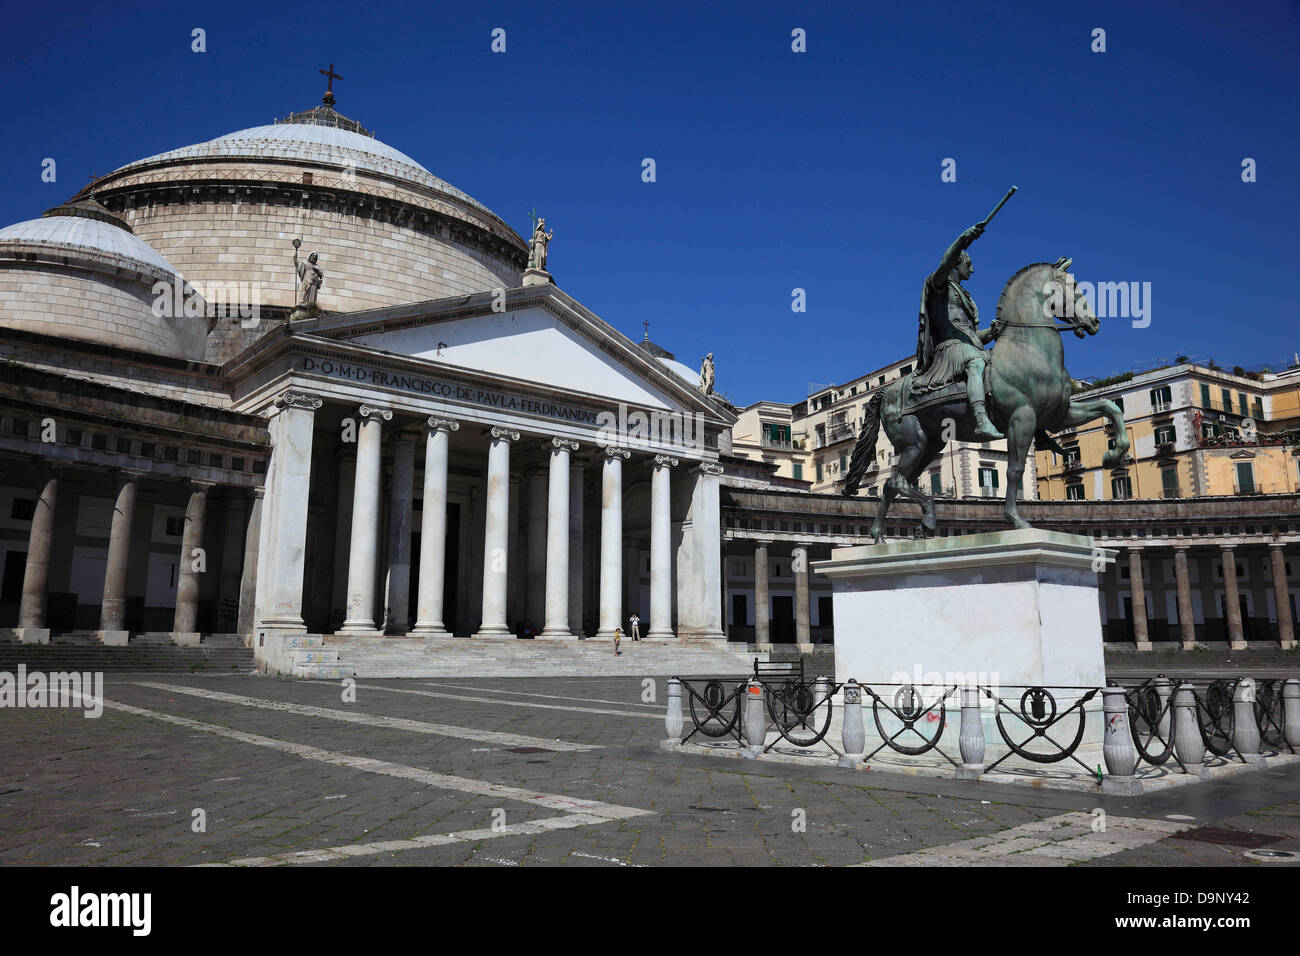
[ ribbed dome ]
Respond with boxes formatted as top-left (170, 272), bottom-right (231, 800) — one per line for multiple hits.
top-left (112, 120), bottom-right (494, 215)
top-left (0, 208), bottom-right (175, 277)
top-left (657, 355), bottom-right (701, 387)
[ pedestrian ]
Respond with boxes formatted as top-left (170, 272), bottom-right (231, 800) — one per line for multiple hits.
top-left (629, 612), bottom-right (641, 641)
top-left (613, 626), bottom-right (622, 656)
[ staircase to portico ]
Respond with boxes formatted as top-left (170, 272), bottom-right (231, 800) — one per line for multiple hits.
top-left (314, 635), bottom-right (763, 679)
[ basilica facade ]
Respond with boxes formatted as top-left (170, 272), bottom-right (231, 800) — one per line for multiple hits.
top-left (0, 92), bottom-right (738, 675)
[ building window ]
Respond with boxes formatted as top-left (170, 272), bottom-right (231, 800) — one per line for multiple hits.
top-left (866, 485), bottom-right (877, 496)
top-left (252, 460), bottom-right (267, 475)
top-left (231, 457), bottom-right (245, 472)
top-left (1154, 424), bottom-right (1176, 445)
top-left (116, 436), bottom-right (132, 453)
top-left (63, 428), bottom-right (82, 446)
top-left (1111, 475), bottom-right (1133, 499)
top-left (815, 461), bottom-right (824, 481)
top-left (1065, 484), bottom-right (1085, 501)
top-left (140, 442), bottom-right (155, 458)
top-left (978, 467), bottom-right (999, 489)
top-left (929, 471), bottom-right (942, 495)
top-left (1150, 385), bottom-right (1172, 411)
top-left (1221, 387), bottom-right (1232, 411)
top-left (1063, 444), bottom-right (1081, 465)
top-left (207, 453), bottom-right (223, 467)
top-left (1111, 396), bottom-right (1124, 414)
top-left (1161, 466), bottom-right (1180, 498)
top-left (91, 433), bottom-right (108, 451)
top-left (899, 364), bottom-right (912, 375)
top-left (1238, 392), bottom-right (1249, 416)
top-left (1253, 398), bottom-right (1263, 419)
top-left (1199, 383), bottom-right (1211, 407)
top-left (164, 446), bottom-right (179, 462)
top-left (838, 453), bottom-right (847, 472)
top-left (1235, 461), bottom-right (1255, 494)
top-left (164, 516), bottom-right (185, 537)
top-left (792, 463), bottom-right (802, 480)
top-left (11, 499), bottom-right (35, 521)
top-left (187, 449), bottom-right (202, 465)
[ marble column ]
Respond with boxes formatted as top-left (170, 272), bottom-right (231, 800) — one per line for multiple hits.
top-left (15, 470), bottom-right (58, 642)
top-left (1222, 546), bottom-right (1245, 649)
top-left (1173, 546), bottom-right (1196, 649)
top-left (754, 539), bottom-right (771, 646)
top-left (16, 468), bottom-right (59, 642)
top-left (99, 469), bottom-right (142, 643)
top-left (596, 446), bottom-right (630, 639)
top-left (508, 473), bottom-right (524, 628)
top-left (568, 459), bottom-right (585, 635)
top-left (1128, 548), bottom-right (1150, 650)
top-left (525, 467), bottom-right (548, 631)
top-left (624, 540), bottom-right (639, 624)
top-left (257, 391), bottom-right (321, 632)
top-left (474, 427), bottom-right (518, 638)
top-left (411, 418), bottom-right (458, 637)
top-left (237, 487), bottom-right (263, 637)
top-left (542, 438), bottom-right (579, 637)
top-left (172, 479), bottom-right (213, 643)
top-left (793, 543), bottom-right (811, 647)
top-left (648, 455), bottom-right (677, 639)
top-left (340, 404), bottom-right (392, 633)
top-left (383, 436), bottom-right (416, 634)
top-left (695, 463), bottom-right (726, 640)
top-left (1270, 545), bottom-right (1295, 649)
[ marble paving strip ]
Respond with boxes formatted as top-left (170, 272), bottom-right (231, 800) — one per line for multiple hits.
top-left (135, 681), bottom-right (598, 750)
top-left (419, 681), bottom-right (664, 710)
top-left (213, 813), bottom-right (611, 867)
top-left (861, 812), bottom-right (1191, 867)
top-left (359, 682), bottom-right (663, 721)
top-left (77, 693), bottom-right (655, 822)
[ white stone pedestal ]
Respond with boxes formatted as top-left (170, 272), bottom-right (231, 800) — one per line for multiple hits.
top-left (814, 530), bottom-right (1114, 746)
top-left (521, 268), bottom-right (552, 286)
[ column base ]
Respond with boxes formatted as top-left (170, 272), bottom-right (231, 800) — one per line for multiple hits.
top-left (955, 764), bottom-right (984, 780)
top-left (1230, 641), bottom-right (1249, 651)
top-left (96, 630), bottom-right (129, 646)
top-left (337, 621), bottom-right (382, 636)
top-left (1282, 641), bottom-right (1298, 651)
top-left (539, 627), bottom-right (578, 639)
top-left (9, 627), bottom-right (51, 644)
top-left (1134, 641), bottom-right (1153, 652)
top-left (1101, 776), bottom-right (1145, 795)
top-left (646, 628), bottom-right (675, 640)
top-left (171, 632), bottom-right (201, 647)
top-left (409, 625), bottom-right (450, 639)
top-left (471, 626), bottom-right (514, 640)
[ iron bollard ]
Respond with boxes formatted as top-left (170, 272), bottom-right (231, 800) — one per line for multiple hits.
top-left (1232, 678), bottom-right (1265, 767)
top-left (839, 680), bottom-right (864, 768)
top-left (661, 678), bottom-right (683, 751)
top-left (1172, 683), bottom-right (1206, 775)
top-left (1102, 686), bottom-right (1142, 793)
top-left (1285, 680), bottom-right (1300, 752)
top-left (956, 685), bottom-right (985, 780)
top-left (1154, 675), bottom-right (1173, 743)
top-left (742, 680), bottom-right (765, 758)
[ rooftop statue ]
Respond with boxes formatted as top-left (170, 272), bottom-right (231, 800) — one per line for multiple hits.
top-left (844, 189), bottom-right (1129, 539)
top-left (527, 217), bottom-right (553, 272)
top-left (699, 352), bottom-right (715, 395)
top-left (292, 239), bottom-right (324, 317)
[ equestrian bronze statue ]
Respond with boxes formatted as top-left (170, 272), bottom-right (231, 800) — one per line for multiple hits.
top-left (844, 190), bottom-right (1129, 539)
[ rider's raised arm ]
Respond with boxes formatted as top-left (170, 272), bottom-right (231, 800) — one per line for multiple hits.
top-left (930, 224), bottom-right (983, 284)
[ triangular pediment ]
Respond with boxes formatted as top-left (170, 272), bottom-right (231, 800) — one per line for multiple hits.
top-left (290, 285), bottom-right (731, 422)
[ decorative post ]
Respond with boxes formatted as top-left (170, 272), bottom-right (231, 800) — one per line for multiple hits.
top-left (957, 686), bottom-right (986, 780)
top-left (839, 680), bottom-right (865, 768)
top-left (1283, 680), bottom-right (1300, 752)
top-left (1232, 678), bottom-right (1264, 767)
top-left (742, 680), bottom-right (765, 758)
top-left (1102, 686), bottom-right (1142, 793)
top-left (1172, 683), bottom-right (1207, 775)
top-left (662, 678), bottom-right (683, 751)
top-left (811, 675), bottom-right (831, 733)
top-left (1154, 676), bottom-right (1173, 744)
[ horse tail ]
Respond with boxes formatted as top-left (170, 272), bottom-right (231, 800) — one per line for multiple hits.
top-left (844, 391), bottom-right (884, 496)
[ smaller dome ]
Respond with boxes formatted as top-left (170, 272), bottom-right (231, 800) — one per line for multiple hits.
top-left (0, 201), bottom-right (176, 278)
top-left (656, 355), bottom-right (701, 387)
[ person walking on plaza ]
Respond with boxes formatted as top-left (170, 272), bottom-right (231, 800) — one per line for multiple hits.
top-left (613, 626), bottom-right (622, 656)
top-left (628, 612), bottom-right (641, 641)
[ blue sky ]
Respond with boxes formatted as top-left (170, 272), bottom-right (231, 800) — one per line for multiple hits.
top-left (2, 0), bottom-right (1296, 407)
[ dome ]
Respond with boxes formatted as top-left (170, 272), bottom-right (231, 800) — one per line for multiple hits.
top-left (114, 121), bottom-right (494, 216)
top-left (0, 207), bottom-right (176, 278)
top-left (0, 198), bottom-right (207, 360)
top-left (657, 355), bottom-right (701, 387)
top-left (75, 96), bottom-right (530, 352)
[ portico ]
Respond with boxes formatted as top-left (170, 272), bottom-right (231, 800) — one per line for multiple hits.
top-left (230, 283), bottom-right (735, 670)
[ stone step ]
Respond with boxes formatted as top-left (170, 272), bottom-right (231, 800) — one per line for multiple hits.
top-left (288, 663), bottom-right (355, 680)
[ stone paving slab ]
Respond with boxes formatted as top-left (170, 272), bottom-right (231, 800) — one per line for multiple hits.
top-left (2, 673), bottom-right (1297, 867)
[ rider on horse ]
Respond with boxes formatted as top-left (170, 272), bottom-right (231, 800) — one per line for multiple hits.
top-left (910, 222), bottom-right (1003, 441)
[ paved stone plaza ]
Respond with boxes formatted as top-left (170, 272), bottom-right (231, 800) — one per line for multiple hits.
top-left (1, 674), bottom-right (1297, 867)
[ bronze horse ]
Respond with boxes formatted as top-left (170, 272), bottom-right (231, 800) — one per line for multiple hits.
top-left (845, 259), bottom-right (1129, 539)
